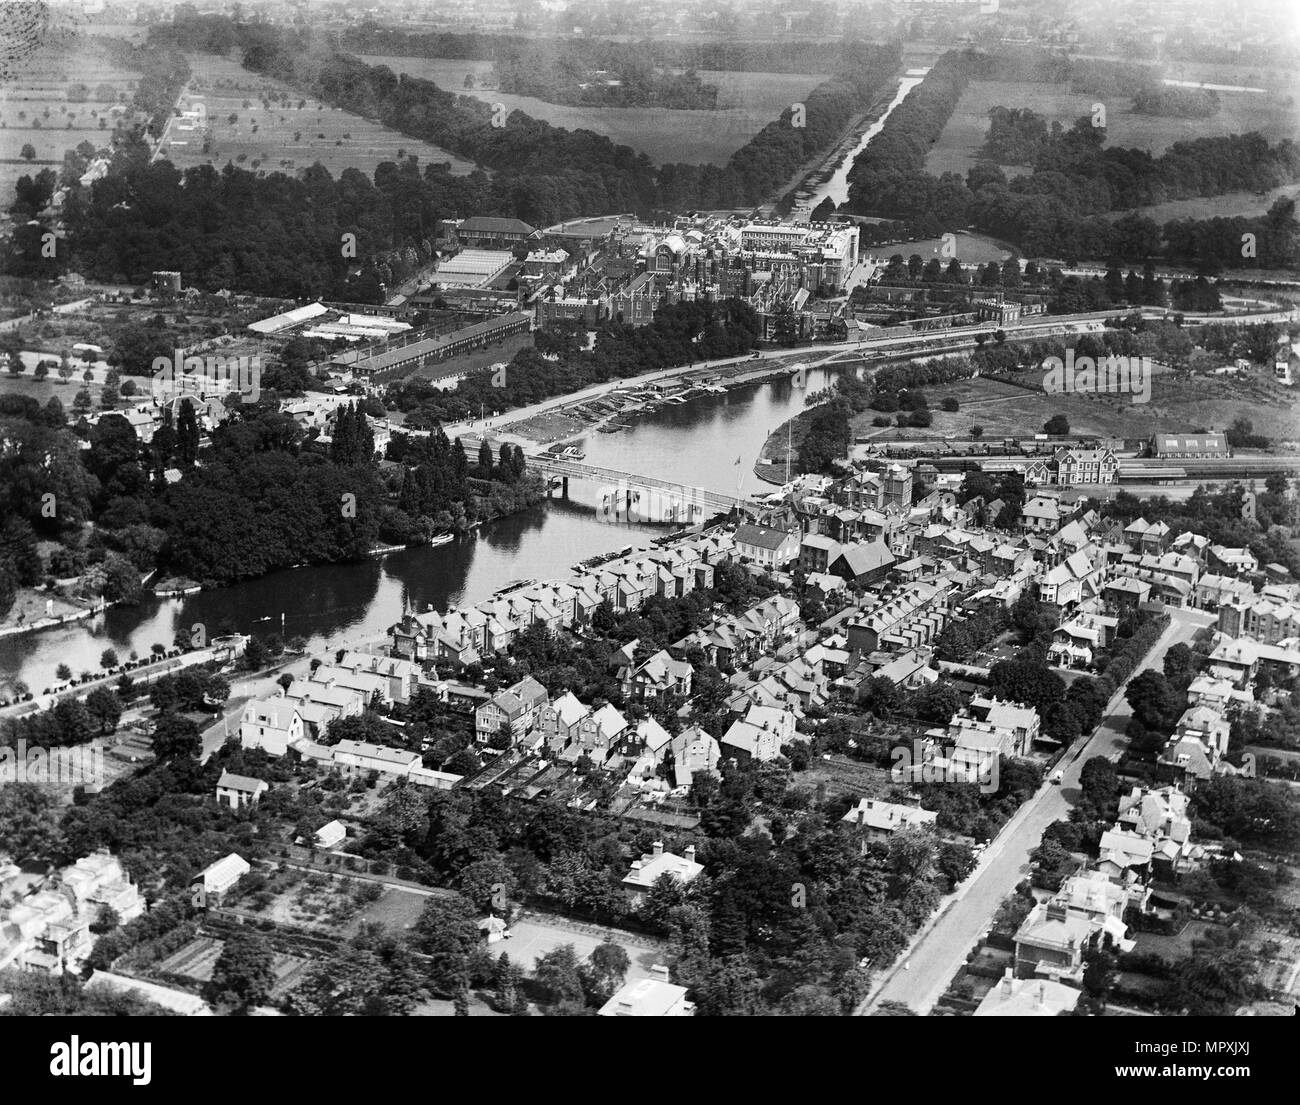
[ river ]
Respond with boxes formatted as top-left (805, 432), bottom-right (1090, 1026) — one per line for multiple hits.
top-left (803, 68), bottom-right (930, 210)
top-left (0, 364), bottom-right (846, 694)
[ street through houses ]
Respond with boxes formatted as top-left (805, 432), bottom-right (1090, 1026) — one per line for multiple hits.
top-left (859, 607), bottom-right (1215, 1015)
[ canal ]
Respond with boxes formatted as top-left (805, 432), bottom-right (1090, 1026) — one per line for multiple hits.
top-left (802, 68), bottom-right (930, 210)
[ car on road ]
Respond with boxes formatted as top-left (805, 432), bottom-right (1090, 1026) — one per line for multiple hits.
top-left (1050, 769), bottom-right (1064, 785)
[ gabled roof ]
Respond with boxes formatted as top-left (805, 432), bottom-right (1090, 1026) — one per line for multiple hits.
top-left (458, 216), bottom-right (537, 235)
top-left (592, 703), bottom-right (627, 739)
top-left (549, 691), bottom-right (589, 727)
top-left (833, 539), bottom-right (895, 577)
top-left (216, 770), bottom-right (266, 793)
top-left (242, 697), bottom-right (302, 730)
top-left (636, 716), bottom-right (672, 753)
top-left (734, 523), bottom-right (798, 552)
top-left (196, 853), bottom-right (249, 886)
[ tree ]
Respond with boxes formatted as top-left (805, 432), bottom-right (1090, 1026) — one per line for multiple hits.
top-left (0, 784), bottom-right (63, 863)
top-left (290, 947), bottom-right (383, 1016)
top-left (1082, 948), bottom-right (1117, 1009)
top-left (1125, 670), bottom-right (1179, 733)
top-left (176, 400), bottom-right (200, 466)
top-left (55, 663), bottom-right (72, 682)
top-left (151, 712), bottom-right (200, 761)
top-left (1043, 414), bottom-right (1069, 435)
top-left (580, 940), bottom-right (630, 1004)
top-left (21, 142), bottom-right (36, 161)
top-left (1162, 642), bottom-right (1196, 688)
top-left (694, 956), bottom-right (765, 1016)
top-left (988, 659), bottom-right (1065, 715)
top-left (411, 895), bottom-right (479, 995)
top-left (99, 648), bottom-right (119, 669)
top-left (533, 944), bottom-right (586, 1013)
top-left (771, 300), bottom-right (799, 346)
top-left (91, 904), bottom-right (121, 935)
top-left (492, 951), bottom-right (523, 1012)
top-left (1030, 837), bottom-right (1076, 890)
top-left (1079, 756), bottom-right (1118, 811)
top-left (207, 930), bottom-right (276, 1011)
top-left (85, 686), bottom-right (122, 734)
top-left (457, 855), bottom-right (513, 912)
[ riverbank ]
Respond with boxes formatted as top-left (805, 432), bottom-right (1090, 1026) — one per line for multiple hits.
top-left (497, 353), bottom-right (832, 451)
top-left (0, 589), bottom-right (101, 642)
top-left (1, 354), bottom-right (844, 692)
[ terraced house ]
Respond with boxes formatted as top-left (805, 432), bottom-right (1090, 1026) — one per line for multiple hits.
top-left (475, 676), bottom-right (550, 746)
top-left (1026, 445), bottom-right (1119, 486)
top-left (619, 648), bottom-right (695, 701)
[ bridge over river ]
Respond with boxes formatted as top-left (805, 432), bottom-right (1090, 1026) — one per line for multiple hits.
top-left (528, 454), bottom-right (754, 523)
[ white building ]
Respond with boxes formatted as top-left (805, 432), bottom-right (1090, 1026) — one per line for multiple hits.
top-left (239, 698), bottom-right (304, 757)
top-left (598, 966), bottom-right (695, 1016)
top-left (622, 842), bottom-right (702, 906)
top-left (193, 853), bottom-right (251, 900)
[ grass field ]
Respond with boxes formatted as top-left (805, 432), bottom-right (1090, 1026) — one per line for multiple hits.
top-left (925, 79), bottom-right (1300, 181)
top-left (354, 885), bottom-right (429, 932)
top-left (853, 370), bottom-right (1300, 445)
top-left (0, 43), bottom-right (139, 198)
top-left (163, 54), bottom-right (477, 179)
top-left (504, 912), bottom-right (667, 982)
top-left (1102, 183), bottom-right (1300, 224)
top-left (358, 55), bottom-right (829, 164)
top-left (866, 230), bottom-right (1011, 265)
top-left (789, 752), bottom-right (893, 803)
top-left (1068, 56), bottom-right (1298, 97)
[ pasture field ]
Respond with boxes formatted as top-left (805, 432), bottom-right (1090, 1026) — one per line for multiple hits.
top-left (853, 369), bottom-right (1300, 445)
top-left (1067, 55), bottom-right (1298, 96)
top-left (924, 79), bottom-right (1300, 181)
top-left (163, 54), bottom-right (477, 179)
top-left (1102, 183), bottom-right (1300, 224)
top-left (0, 42), bottom-right (138, 197)
top-left (359, 55), bottom-right (829, 164)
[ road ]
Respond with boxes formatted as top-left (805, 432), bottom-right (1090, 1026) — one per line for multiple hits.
top-left (198, 631), bottom-right (392, 762)
top-left (858, 605), bottom-right (1214, 1015)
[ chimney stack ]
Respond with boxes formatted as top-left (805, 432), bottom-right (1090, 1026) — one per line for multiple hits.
top-left (684, 845), bottom-right (696, 864)
top-left (652, 840), bottom-right (664, 857)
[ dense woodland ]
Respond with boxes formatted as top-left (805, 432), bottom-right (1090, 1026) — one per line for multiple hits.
top-left (0, 389), bottom-right (538, 614)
